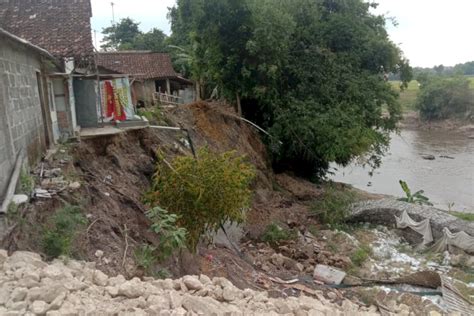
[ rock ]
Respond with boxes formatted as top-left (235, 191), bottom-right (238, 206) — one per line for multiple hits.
top-left (147, 295), bottom-right (171, 310)
top-left (94, 250), bottom-right (104, 258)
top-left (313, 265), bottom-right (346, 285)
top-left (27, 285), bottom-right (67, 304)
top-left (199, 274), bottom-right (212, 285)
top-left (41, 265), bottom-right (72, 280)
top-left (9, 287), bottom-right (27, 302)
top-left (11, 194), bottom-right (28, 205)
top-left (93, 270), bottom-right (108, 286)
top-left (118, 278), bottom-right (145, 298)
top-left (181, 295), bottom-right (221, 314)
top-left (182, 275), bottom-right (203, 291)
top-left (0, 249), bottom-right (8, 265)
top-left (0, 288), bottom-right (10, 305)
top-left (30, 300), bottom-right (48, 314)
top-left (68, 182), bottom-right (81, 190)
top-left (296, 263), bottom-right (305, 272)
top-left (326, 292), bottom-right (337, 300)
top-left (168, 291), bottom-right (183, 309)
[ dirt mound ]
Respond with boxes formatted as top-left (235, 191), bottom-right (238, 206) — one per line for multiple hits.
top-left (1, 101), bottom-right (274, 278)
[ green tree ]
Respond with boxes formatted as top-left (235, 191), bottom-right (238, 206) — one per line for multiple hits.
top-left (101, 18), bottom-right (168, 52)
top-left (133, 28), bottom-right (169, 52)
top-left (168, 0), bottom-right (412, 179)
top-left (101, 18), bottom-right (141, 51)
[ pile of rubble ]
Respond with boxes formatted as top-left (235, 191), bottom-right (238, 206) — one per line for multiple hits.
top-left (0, 250), bottom-right (378, 315)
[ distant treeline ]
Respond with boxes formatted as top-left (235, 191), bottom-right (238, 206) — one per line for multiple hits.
top-left (389, 61), bottom-right (474, 80)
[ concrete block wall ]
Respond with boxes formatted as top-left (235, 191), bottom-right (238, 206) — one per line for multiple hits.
top-left (0, 38), bottom-right (47, 196)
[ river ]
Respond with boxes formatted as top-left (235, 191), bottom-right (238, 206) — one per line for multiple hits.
top-left (330, 128), bottom-right (474, 212)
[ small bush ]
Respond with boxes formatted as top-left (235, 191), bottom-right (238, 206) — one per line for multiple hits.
top-left (137, 107), bottom-right (163, 124)
top-left (42, 205), bottom-right (87, 259)
top-left (416, 76), bottom-right (474, 120)
top-left (261, 223), bottom-right (296, 246)
top-left (311, 185), bottom-right (356, 228)
top-left (145, 148), bottom-right (255, 251)
top-left (351, 245), bottom-right (372, 267)
top-left (146, 206), bottom-right (187, 261)
top-left (134, 244), bottom-right (157, 272)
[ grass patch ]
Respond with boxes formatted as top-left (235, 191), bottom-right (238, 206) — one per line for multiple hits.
top-left (19, 168), bottom-right (34, 195)
top-left (311, 184), bottom-right (356, 229)
top-left (261, 223), bottom-right (297, 246)
top-left (42, 205), bottom-right (87, 259)
top-left (450, 211), bottom-right (474, 222)
top-left (390, 80), bottom-right (419, 112)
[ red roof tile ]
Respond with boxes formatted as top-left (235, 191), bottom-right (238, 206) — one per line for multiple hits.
top-left (97, 51), bottom-right (180, 80)
top-left (0, 0), bottom-right (94, 59)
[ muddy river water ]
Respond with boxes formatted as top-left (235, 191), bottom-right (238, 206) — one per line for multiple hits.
top-left (331, 128), bottom-right (474, 212)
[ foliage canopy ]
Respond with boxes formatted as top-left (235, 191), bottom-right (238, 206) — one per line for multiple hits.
top-left (145, 148), bottom-right (255, 251)
top-left (168, 0), bottom-right (412, 178)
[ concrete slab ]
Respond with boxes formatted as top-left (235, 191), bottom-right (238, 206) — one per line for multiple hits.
top-left (79, 126), bottom-right (124, 138)
top-left (313, 264), bottom-right (346, 285)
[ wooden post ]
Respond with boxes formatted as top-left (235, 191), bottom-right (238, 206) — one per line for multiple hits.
top-left (236, 92), bottom-right (242, 117)
top-left (166, 78), bottom-right (171, 95)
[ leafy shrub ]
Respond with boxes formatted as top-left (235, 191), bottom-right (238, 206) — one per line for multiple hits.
top-left (261, 223), bottom-right (296, 246)
top-left (398, 180), bottom-right (433, 206)
top-left (416, 76), bottom-right (474, 120)
top-left (311, 185), bottom-right (356, 228)
top-left (146, 206), bottom-right (187, 261)
top-left (351, 245), bottom-right (372, 267)
top-left (146, 148), bottom-right (255, 251)
top-left (42, 205), bottom-right (86, 259)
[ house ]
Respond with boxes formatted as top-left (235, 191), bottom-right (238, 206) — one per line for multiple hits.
top-left (97, 51), bottom-right (195, 106)
top-left (0, 28), bottom-right (62, 196)
top-left (0, 0), bottom-right (143, 199)
top-left (0, 0), bottom-right (144, 130)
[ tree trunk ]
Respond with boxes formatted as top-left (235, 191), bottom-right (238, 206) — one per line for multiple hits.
top-left (195, 80), bottom-right (201, 101)
top-left (236, 92), bottom-right (242, 117)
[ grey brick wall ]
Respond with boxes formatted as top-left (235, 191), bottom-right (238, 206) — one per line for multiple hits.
top-left (0, 38), bottom-right (46, 196)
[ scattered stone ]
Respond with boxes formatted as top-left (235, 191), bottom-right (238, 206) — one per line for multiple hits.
top-left (11, 194), bottom-right (28, 205)
top-left (68, 182), bottom-right (81, 190)
top-left (94, 250), bottom-right (104, 258)
top-left (30, 300), bottom-right (48, 314)
top-left (182, 276), bottom-right (203, 291)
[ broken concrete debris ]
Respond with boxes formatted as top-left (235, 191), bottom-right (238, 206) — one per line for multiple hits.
top-left (313, 264), bottom-right (347, 285)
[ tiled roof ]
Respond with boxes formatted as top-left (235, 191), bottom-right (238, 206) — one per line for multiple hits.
top-left (97, 51), bottom-right (180, 80)
top-left (0, 0), bottom-right (94, 59)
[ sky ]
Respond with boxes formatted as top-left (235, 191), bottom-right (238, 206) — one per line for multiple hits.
top-left (91, 0), bottom-right (474, 68)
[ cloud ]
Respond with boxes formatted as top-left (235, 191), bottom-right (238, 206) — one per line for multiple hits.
top-left (373, 0), bottom-right (474, 67)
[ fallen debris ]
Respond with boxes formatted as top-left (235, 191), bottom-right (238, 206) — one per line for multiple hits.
top-left (313, 265), bottom-right (347, 285)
